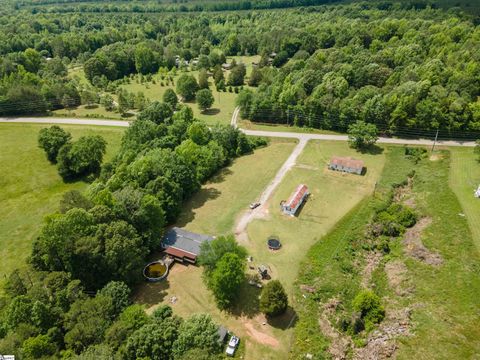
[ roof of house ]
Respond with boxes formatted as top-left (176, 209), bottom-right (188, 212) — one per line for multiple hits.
top-left (285, 184), bottom-right (309, 210)
top-left (162, 227), bottom-right (213, 258)
top-left (330, 156), bottom-right (364, 170)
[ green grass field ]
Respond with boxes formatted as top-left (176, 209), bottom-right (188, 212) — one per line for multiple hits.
top-left (449, 148), bottom-right (480, 249)
top-left (246, 140), bottom-right (386, 293)
top-left (239, 120), bottom-right (343, 135)
top-left (0, 124), bottom-right (124, 281)
top-left (176, 138), bottom-right (298, 235)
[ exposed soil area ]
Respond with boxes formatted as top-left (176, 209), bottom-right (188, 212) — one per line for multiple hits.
top-left (353, 307), bottom-right (412, 360)
top-left (403, 217), bottom-right (443, 266)
top-left (361, 251), bottom-right (382, 288)
top-left (319, 298), bottom-right (352, 360)
top-left (385, 260), bottom-right (411, 296)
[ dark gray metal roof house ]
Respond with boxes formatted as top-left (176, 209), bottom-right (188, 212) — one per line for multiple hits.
top-left (162, 227), bottom-right (213, 264)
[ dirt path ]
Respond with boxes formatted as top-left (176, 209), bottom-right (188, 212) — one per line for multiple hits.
top-left (234, 137), bottom-right (308, 241)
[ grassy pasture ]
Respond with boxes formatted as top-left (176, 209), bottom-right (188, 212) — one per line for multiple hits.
top-left (0, 124), bottom-right (124, 281)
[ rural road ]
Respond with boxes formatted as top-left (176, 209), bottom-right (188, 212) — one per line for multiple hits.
top-left (0, 111), bottom-right (476, 242)
top-left (0, 112), bottom-right (476, 148)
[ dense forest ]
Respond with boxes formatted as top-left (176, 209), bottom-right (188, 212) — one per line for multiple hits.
top-left (0, 1), bottom-right (478, 137)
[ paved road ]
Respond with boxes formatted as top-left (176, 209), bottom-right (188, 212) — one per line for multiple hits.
top-left (0, 113), bottom-right (476, 147)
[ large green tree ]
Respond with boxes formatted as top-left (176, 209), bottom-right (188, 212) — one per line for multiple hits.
top-left (176, 74), bottom-right (199, 101)
top-left (196, 88), bottom-right (214, 112)
top-left (347, 121), bottom-right (379, 149)
top-left (38, 125), bottom-right (72, 163)
top-left (57, 135), bottom-right (107, 179)
top-left (209, 253), bottom-right (245, 309)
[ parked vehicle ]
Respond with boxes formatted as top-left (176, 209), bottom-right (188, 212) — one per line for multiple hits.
top-left (249, 202), bottom-right (261, 209)
top-left (226, 335), bottom-right (240, 356)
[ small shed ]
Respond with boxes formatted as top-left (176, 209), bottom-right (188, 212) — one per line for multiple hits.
top-left (161, 227), bottom-right (213, 264)
top-left (281, 184), bottom-right (309, 216)
top-left (329, 157), bottom-right (364, 175)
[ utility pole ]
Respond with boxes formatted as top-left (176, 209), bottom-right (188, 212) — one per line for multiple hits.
top-left (431, 129), bottom-right (439, 153)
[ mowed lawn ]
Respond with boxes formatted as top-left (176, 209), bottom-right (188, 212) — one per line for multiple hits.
top-left (134, 139), bottom-right (297, 360)
top-left (449, 148), bottom-right (480, 249)
top-left (0, 124), bottom-right (124, 281)
top-left (176, 138), bottom-right (297, 235)
top-left (246, 141), bottom-right (386, 293)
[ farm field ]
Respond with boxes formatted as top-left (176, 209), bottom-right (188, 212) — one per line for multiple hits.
top-left (0, 124), bottom-right (124, 281)
top-left (449, 148), bottom-right (480, 249)
top-left (135, 140), bottom-right (386, 359)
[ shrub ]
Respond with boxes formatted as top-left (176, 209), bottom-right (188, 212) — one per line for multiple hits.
top-left (352, 290), bottom-right (385, 331)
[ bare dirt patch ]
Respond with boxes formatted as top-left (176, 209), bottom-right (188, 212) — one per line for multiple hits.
top-left (319, 298), bottom-right (352, 360)
top-left (429, 153), bottom-right (444, 162)
top-left (353, 307), bottom-right (412, 360)
top-left (403, 217), bottom-right (443, 266)
top-left (243, 320), bottom-right (280, 348)
top-left (385, 260), bottom-right (410, 296)
top-left (361, 252), bottom-right (383, 288)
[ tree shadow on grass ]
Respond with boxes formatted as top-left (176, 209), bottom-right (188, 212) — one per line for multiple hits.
top-left (208, 167), bottom-right (233, 184)
top-left (133, 278), bottom-right (170, 306)
top-left (175, 188), bottom-right (222, 227)
top-left (358, 144), bottom-right (384, 155)
top-left (202, 108), bottom-right (220, 116)
top-left (266, 306), bottom-right (298, 330)
top-left (229, 281), bottom-right (261, 319)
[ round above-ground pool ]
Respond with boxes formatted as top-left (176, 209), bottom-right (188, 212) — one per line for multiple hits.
top-left (267, 236), bottom-right (282, 250)
top-left (143, 260), bottom-right (169, 282)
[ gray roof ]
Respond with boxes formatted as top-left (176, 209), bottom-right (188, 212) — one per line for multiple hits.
top-left (162, 227), bottom-right (213, 256)
top-left (218, 326), bottom-right (228, 342)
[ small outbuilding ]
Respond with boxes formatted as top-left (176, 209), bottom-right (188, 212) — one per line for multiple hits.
top-left (329, 156), bottom-right (365, 175)
top-left (161, 227), bottom-right (213, 264)
top-left (280, 184), bottom-right (309, 216)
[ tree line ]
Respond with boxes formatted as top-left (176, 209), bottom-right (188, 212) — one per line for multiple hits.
top-left (0, 100), bottom-right (267, 357)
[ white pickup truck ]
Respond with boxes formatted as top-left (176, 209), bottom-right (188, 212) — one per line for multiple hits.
top-left (226, 335), bottom-right (240, 357)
